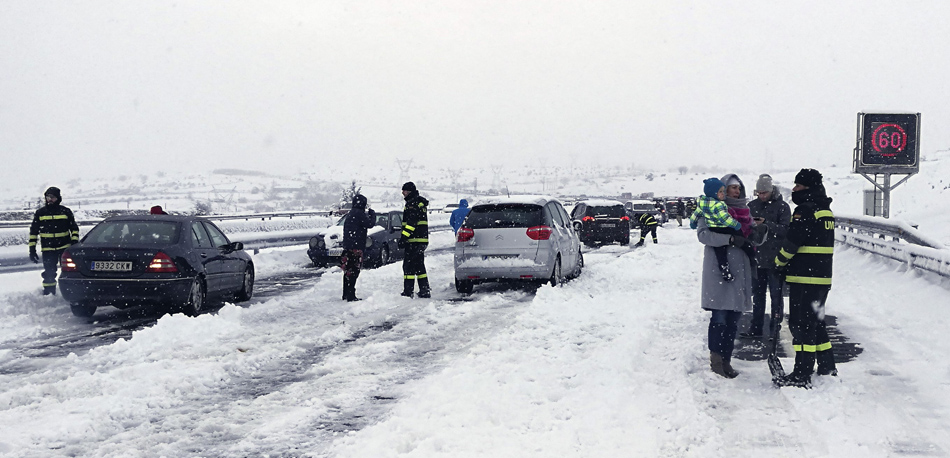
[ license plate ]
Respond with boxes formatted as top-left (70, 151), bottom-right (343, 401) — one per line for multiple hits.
top-left (91, 261), bottom-right (133, 272)
top-left (483, 255), bottom-right (516, 260)
top-left (329, 248), bottom-right (343, 257)
top-left (601, 223), bottom-right (616, 228)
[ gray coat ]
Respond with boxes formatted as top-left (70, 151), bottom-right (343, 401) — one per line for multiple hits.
top-left (748, 187), bottom-right (791, 268)
top-left (696, 217), bottom-right (754, 312)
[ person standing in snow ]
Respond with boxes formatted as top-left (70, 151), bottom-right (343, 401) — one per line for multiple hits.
top-left (634, 212), bottom-right (659, 246)
top-left (694, 173), bottom-right (755, 378)
top-left (675, 198), bottom-right (686, 226)
top-left (341, 194), bottom-right (376, 302)
top-left (399, 182), bottom-right (431, 298)
top-left (150, 205), bottom-right (168, 215)
top-left (740, 174), bottom-right (791, 339)
top-left (773, 169), bottom-right (837, 388)
top-left (28, 187), bottom-right (80, 295)
top-left (449, 199), bottom-right (470, 233)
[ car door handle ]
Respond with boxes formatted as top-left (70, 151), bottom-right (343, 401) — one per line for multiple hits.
top-left (200, 253), bottom-right (208, 258)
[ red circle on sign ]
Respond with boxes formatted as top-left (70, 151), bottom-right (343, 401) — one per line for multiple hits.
top-left (872, 123), bottom-right (907, 153)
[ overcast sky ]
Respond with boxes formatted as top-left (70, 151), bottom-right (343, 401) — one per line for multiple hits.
top-left (3, 1), bottom-right (950, 194)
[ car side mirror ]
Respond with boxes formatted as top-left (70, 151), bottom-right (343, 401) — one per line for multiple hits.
top-left (391, 225), bottom-right (401, 233)
top-left (226, 241), bottom-right (244, 252)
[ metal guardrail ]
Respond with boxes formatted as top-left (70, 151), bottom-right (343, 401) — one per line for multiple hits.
top-left (0, 211), bottom-right (335, 229)
top-left (836, 214), bottom-right (950, 278)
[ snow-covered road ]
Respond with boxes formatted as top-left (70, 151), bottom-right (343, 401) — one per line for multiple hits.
top-left (1, 226), bottom-right (949, 457)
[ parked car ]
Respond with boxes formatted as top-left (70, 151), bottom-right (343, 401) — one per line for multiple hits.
top-left (58, 215), bottom-right (254, 318)
top-left (570, 199), bottom-right (630, 246)
top-left (625, 199), bottom-right (667, 227)
top-left (442, 203), bottom-right (460, 214)
top-left (308, 210), bottom-right (404, 268)
top-left (454, 196), bottom-right (582, 293)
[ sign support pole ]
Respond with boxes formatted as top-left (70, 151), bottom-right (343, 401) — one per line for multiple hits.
top-left (857, 172), bottom-right (916, 218)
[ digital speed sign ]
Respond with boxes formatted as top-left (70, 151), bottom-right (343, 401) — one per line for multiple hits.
top-left (854, 112), bottom-right (920, 173)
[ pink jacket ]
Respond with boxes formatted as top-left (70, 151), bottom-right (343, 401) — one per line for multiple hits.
top-left (728, 207), bottom-right (754, 237)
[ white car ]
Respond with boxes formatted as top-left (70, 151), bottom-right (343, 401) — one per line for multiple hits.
top-left (442, 203), bottom-right (460, 214)
top-left (453, 195), bottom-right (583, 293)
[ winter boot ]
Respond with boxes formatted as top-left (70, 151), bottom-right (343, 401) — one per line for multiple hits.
top-left (722, 356), bottom-right (740, 378)
top-left (774, 351), bottom-right (815, 388)
top-left (342, 277), bottom-right (355, 301)
top-left (417, 276), bottom-right (431, 298)
top-left (43, 286), bottom-right (56, 296)
top-left (401, 278), bottom-right (415, 298)
top-left (710, 352), bottom-right (737, 379)
top-left (816, 348), bottom-right (838, 376)
top-left (634, 241), bottom-right (644, 247)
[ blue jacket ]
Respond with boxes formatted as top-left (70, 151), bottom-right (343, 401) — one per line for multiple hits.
top-left (450, 199), bottom-right (471, 233)
top-left (343, 195), bottom-right (376, 250)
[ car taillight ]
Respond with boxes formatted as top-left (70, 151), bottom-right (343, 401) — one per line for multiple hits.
top-left (526, 225), bottom-right (553, 240)
top-left (146, 252), bottom-right (178, 273)
top-left (457, 227), bottom-right (474, 242)
top-left (60, 251), bottom-right (77, 272)
top-left (582, 216), bottom-right (594, 222)
top-left (620, 216), bottom-right (630, 221)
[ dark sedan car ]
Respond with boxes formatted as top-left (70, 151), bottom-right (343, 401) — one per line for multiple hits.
top-left (59, 215), bottom-right (254, 317)
top-left (308, 210), bottom-right (404, 268)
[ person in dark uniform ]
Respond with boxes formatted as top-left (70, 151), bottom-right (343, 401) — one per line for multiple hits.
top-left (341, 194), bottom-right (376, 302)
top-left (675, 198), bottom-right (686, 226)
top-left (773, 168), bottom-right (837, 388)
top-left (634, 212), bottom-right (658, 246)
top-left (399, 182), bottom-right (430, 298)
top-left (28, 187), bottom-right (80, 295)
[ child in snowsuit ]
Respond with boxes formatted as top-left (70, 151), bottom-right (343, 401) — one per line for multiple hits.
top-left (690, 178), bottom-right (756, 281)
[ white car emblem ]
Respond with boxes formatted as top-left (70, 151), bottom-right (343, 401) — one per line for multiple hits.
top-left (495, 235), bottom-right (504, 240)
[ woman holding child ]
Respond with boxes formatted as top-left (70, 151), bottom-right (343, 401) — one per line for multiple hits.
top-left (693, 174), bottom-right (757, 378)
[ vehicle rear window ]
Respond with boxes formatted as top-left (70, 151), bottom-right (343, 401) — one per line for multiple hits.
top-left (465, 204), bottom-right (543, 229)
top-left (85, 221), bottom-right (180, 245)
top-left (632, 204), bottom-right (656, 211)
top-left (586, 206), bottom-right (625, 217)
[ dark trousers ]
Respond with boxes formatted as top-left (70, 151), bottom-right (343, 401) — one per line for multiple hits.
top-left (787, 283), bottom-right (836, 376)
top-left (708, 309), bottom-right (741, 361)
top-left (402, 244), bottom-right (430, 294)
top-left (341, 249), bottom-right (363, 300)
top-left (41, 250), bottom-right (62, 295)
top-left (709, 226), bottom-right (756, 274)
top-left (638, 225), bottom-right (657, 244)
top-left (750, 268), bottom-right (785, 335)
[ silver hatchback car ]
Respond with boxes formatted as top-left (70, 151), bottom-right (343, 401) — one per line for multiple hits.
top-left (453, 196), bottom-right (583, 293)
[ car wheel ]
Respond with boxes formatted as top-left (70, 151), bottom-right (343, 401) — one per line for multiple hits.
top-left (377, 245), bottom-right (390, 268)
top-left (621, 234), bottom-right (630, 245)
top-left (70, 302), bottom-right (96, 318)
top-left (455, 278), bottom-right (474, 294)
top-left (235, 265), bottom-right (254, 302)
top-left (571, 251), bottom-right (584, 278)
top-left (549, 256), bottom-right (562, 287)
top-left (181, 277), bottom-right (205, 317)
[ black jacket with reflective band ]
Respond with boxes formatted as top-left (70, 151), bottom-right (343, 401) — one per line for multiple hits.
top-left (638, 213), bottom-right (658, 226)
top-left (401, 191), bottom-right (429, 244)
top-left (29, 204), bottom-right (80, 251)
top-left (775, 201), bottom-right (834, 286)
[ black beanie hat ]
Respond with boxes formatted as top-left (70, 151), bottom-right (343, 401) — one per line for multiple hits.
top-left (402, 182), bottom-right (416, 192)
top-left (794, 168), bottom-right (823, 188)
top-left (44, 187), bottom-right (62, 203)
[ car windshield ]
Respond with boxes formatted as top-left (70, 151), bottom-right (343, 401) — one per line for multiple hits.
top-left (335, 215), bottom-right (347, 226)
top-left (465, 204), bottom-right (542, 229)
top-left (586, 206), bottom-right (625, 217)
top-left (84, 221), bottom-right (180, 246)
top-left (375, 214), bottom-right (389, 227)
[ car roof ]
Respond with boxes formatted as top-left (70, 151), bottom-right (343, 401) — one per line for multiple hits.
top-left (578, 199), bottom-right (623, 207)
top-left (101, 214), bottom-right (202, 223)
top-left (625, 199), bottom-right (655, 205)
top-left (472, 195), bottom-right (560, 207)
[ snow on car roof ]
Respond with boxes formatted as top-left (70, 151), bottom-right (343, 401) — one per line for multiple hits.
top-left (471, 195), bottom-right (559, 207)
top-left (578, 199), bottom-right (624, 207)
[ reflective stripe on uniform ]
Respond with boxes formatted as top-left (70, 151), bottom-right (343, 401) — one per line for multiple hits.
top-left (797, 246), bottom-right (833, 254)
top-left (785, 275), bottom-right (832, 285)
top-left (794, 341), bottom-right (832, 353)
top-left (41, 244), bottom-right (71, 252)
top-left (42, 282), bottom-right (57, 287)
top-left (814, 210), bottom-right (834, 219)
top-left (39, 215), bottom-right (69, 221)
top-left (29, 235), bottom-right (38, 240)
top-left (402, 231), bottom-right (411, 237)
top-left (417, 273), bottom-right (427, 279)
top-left (40, 232), bottom-right (71, 238)
top-left (404, 275), bottom-right (417, 280)
top-left (407, 238), bottom-right (428, 243)
top-left (416, 221), bottom-right (427, 225)
top-left (404, 224), bottom-right (415, 231)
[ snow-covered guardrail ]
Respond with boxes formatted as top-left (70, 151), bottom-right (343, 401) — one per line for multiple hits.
top-left (836, 214), bottom-right (950, 278)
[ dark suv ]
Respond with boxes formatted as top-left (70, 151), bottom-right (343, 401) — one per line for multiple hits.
top-left (570, 200), bottom-right (630, 246)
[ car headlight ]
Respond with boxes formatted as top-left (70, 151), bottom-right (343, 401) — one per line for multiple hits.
top-left (310, 236), bottom-right (325, 249)
top-left (365, 236), bottom-right (373, 248)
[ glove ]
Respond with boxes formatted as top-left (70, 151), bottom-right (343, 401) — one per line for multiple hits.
top-left (29, 249), bottom-right (40, 263)
top-left (729, 235), bottom-right (747, 247)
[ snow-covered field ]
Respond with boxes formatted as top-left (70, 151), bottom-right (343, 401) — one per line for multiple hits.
top-left (1, 218), bottom-right (949, 457)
